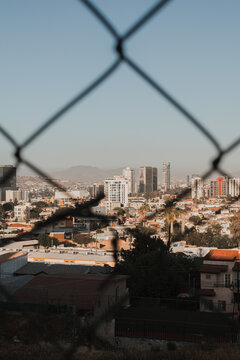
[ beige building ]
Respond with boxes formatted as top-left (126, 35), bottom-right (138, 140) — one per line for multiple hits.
top-left (200, 249), bottom-right (240, 313)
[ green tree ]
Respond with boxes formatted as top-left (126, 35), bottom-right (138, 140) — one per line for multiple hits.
top-left (32, 201), bottom-right (48, 208)
top-left (160, 202), bottom-right (182, 245)
top-left (3, 202), bottom-right (14, 212)
top-left (113, 207), bottom-right (125, 216)
top-left (189, 215), bottom-right (202, 226)
top-left (38, 234), bottom-right (59, 247)
top-left (29, 207), bottom-right (41, 219)
top-left (73, 233), bottom-right (93, 246)
top-left (185, 224), bottom-right (237, 249)
top-left (230, 213), bottom-right (240, 246)
top-left (115, 227), bottom-right (197, 298)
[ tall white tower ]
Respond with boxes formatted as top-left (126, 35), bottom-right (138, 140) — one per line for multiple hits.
top-left (191, 176), bottom-right (204, 200)
top-left (122, 167), bottom-right (135, 194)
top-left (162, 162), bottom-right (170, 191)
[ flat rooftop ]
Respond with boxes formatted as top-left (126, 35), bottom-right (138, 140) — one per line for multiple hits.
top-left (0, 252), bottom-right (27, 264)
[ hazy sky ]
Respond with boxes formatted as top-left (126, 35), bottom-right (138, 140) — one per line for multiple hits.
top-left (1, 0), bottom-right (240, 178)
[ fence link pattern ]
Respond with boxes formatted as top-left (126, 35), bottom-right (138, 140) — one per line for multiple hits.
top-left (0, 0), bottom-right (240, 357)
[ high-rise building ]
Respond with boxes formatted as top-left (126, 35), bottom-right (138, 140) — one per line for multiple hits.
top-left (5, 189), bottom-right (29, 203)
top-left (191, 175), bottom-right (204, 200)
top-left (229, 178), bottom-right (240, 197)
top-left (89, 183), bottom-right (104, 199)
top-left (104, 177), bottom-right (128, 211)
top-left (122, 167), bottom-right (135, 194)
top-left (152, 167), bottom-right (158, 191)
top-left (0, 165), bottom-right (17, 201)
top-left (139, 166), bottom-right (158, 193)
top-left (162, 162), bottom-right (170, 192)
top-left (210, 177), bottom-right (228, 197)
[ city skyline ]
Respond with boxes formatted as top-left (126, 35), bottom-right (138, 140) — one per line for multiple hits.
top-left (0, 0), bottom-right (239, 175)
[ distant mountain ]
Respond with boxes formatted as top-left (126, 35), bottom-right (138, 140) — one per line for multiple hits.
top-left (53, 165), bottom-right (124, 183)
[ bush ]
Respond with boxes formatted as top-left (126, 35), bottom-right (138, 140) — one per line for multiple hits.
top-left (167, 342), bottom-right (177, 351)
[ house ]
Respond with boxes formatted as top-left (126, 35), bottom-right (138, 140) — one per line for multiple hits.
top-left (199, 249), bottom-right (240, 314)
top-left (13, 273), bottom-right (129, 338)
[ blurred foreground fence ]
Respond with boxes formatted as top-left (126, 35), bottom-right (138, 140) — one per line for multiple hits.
top-left (0, 0), bottom-right (240, 357)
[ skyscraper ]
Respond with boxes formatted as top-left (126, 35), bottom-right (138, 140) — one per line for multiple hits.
top-left (122, 167), bottom-right (135, 194)
top-left (0, 165), bottom-right (17, 201)
top-left (191, 175), bottom-right (204, 200)
top-left (89, 183), bottom-right (104, 199)
top-left (139, 166), bottom-right (158, 193)
top-left (0, 165), bottom-right (16, 187)
top-left (162, 162), bottom-right (170, 191)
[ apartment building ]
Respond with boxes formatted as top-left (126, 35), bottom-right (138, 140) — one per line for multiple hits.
top-left (122, 167), bottom-right (135, 194)
top-left (200, 249), bottom-right (240, 313)
top-left (162, 162), bottom-right (170, 191)
top-left (104, 177), bottom-right (128, 211)
top-left (139, 166), bottom-right (158, 193)
top-left (210, 177), bottom-right (228, 197)
top-left (191, 176), bottom-right (204, 200)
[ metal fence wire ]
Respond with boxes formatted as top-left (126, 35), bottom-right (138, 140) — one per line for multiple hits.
top-left (0, 0), bottom-right (240, 357)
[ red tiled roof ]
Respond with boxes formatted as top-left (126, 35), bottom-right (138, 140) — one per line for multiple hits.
top-left (8, 223), bottom-right (27, 228)
top-left (204, 249), bottom-right (240, 261)
top-left (200, 264), bottom-right (228, 274)
top-left (199, 289), bottom-right (216, 296)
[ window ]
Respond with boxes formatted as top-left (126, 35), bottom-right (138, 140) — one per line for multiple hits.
top-left (218, 300), bottom-right (226, 311)
top-left (224, 274), bottom-right (231, 288)
top-left (206, 274), bottom-right (211, 279)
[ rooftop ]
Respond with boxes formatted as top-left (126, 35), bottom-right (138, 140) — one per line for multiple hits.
top-left (204, 249), bottom-right (240, 261)
top-left (0, 252), bottom-right (27, 264)
top-left (13, 273), bottom-right (128, 309)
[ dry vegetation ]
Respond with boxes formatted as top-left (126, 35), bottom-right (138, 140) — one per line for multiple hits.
top-left (1, 343), bottom-right (240, 360)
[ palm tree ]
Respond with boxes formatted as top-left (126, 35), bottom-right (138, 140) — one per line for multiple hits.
top-left (160, 203), bottom-right (182, 246)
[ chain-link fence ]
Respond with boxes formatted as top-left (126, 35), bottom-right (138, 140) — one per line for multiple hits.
top-left (0, 0), bottom-right (240, 357)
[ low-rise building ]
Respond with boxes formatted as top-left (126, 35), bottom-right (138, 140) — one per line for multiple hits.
top-left (200, 249), bottom-right (240, 314)
top-left (13, 273), bottom-right (129, 338)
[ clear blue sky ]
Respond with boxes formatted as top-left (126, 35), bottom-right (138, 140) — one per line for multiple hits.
top-left (0, 0), bottom-right (240, 178)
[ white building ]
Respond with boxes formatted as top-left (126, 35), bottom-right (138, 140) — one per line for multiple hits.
top-left (104, 177), bottom-right (128, 211)
top-left (122, 167), bottom-right (135, 194)
top-left (5, 189), bottom-right (29, 203)
top-left (229, 178), bottom-right (240, 197)
top-left (14, 205), bottom-right (29, 220)
top-left (191, 176), bottom-right (204, 200)
top-left (54, 190), bottom-right (89, 203)
top-left (162, 162), bottom-right (170, 191)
